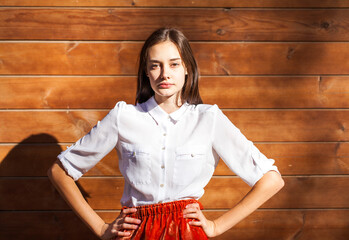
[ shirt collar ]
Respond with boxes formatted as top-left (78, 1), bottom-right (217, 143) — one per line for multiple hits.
top-left (143, 96), bottom-right (189, 125)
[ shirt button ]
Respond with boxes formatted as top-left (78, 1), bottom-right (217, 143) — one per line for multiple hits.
top-left (160, 184), bottom-right (164, 187)
top-left (191, 154), bottom-right (195, 157)
top-left (162, 147), bottom-right (165, 150)
top-left (163, 133), bottom-right (167, 136)
top-left (161, 165), bottom-right (165, 169)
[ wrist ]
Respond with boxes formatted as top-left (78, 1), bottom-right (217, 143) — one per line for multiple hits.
top-left (97, 222), bottom-right (108, 238)
top-left (212, 219), bottom-right (220, 237)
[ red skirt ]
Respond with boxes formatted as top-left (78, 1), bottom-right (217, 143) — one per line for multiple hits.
top-left (121, 199), bottom-right (209, 240)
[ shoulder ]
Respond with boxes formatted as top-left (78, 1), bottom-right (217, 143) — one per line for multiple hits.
top-left (107, 101), bottom-right (140, 119)
top-left (112, 101), bottom-right (140, 112)
top-left (111, 101), bottom-right (151, 118)
top-left (187, 103), bottom-right (220, 115)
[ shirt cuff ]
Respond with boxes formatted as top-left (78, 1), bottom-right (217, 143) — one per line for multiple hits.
top-left (57, 146), bottom-right (84, 181)
top-left (249, 145), bottom-right (281, 187)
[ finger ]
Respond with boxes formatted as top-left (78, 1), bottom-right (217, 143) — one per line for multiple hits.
top-left (189, 220), bottom-right (203, 226)
top-left (183, 207), bottom-right (200, 215)
top-left (183, 212), bottom-right (199, 219)
top-left (124, 216), bottom-right (141, 225)
top-left (185, 203), bottom-right (200, 210)
top-left (119, 223), bottom-right (140, 230)
top-left (122, 207), bottom-right (138, 215)
top-left (116, 230), bottom-right (132, 237)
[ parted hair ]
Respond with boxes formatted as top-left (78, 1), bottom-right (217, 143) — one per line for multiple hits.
top-left (135, 28), bottom-right (203, 105)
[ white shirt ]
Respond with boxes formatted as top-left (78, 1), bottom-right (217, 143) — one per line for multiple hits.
top-left (58, 96), bottom-right (279, 207)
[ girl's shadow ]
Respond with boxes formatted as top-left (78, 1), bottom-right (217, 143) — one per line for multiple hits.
top-left (0, 133), bottom-right (98, 240)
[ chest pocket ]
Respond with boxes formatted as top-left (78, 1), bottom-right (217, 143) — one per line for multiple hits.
top-left (173, 145), bottom-right (207, 186)
top-left (120, 142), bottom-right (151, 185)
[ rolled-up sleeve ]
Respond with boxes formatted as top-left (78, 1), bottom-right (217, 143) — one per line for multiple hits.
top-left (57, 101), bottom-right (124, 181)
top-left (212, 106), bottom-right (280, 187)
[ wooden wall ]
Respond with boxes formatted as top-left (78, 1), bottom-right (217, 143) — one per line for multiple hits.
top-left (1, 1), bottom-right (349, 239)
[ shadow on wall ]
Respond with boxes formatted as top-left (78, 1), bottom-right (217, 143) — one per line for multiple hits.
top-left (0, 134), bottom-right (99, 240)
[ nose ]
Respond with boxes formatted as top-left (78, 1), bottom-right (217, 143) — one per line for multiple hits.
top-left (161, 65), bottom-right (171, 80)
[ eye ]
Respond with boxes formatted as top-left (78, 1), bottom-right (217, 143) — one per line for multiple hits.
top-left (171, 62), bottom-right (180, 67)
top-left (149, 64), bottom-right (160, 70)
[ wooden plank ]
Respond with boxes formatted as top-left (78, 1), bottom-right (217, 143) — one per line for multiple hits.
top-left (1, 42), bottom-right (349, 75)
top-left (202, 176), bottom-right (349, 209)
top-left (1, 0), bottom-right (349, 8)
top-left (0, 176), bottom-right (348, 210)
top-left (215, 142), bottom-right (349, 176)
top-left (1, 143), bottom-right (348, 177)
top-left (0, 76), bottom-right (135, 109)
top-left (193, 43), bottom-right (349, 75)
top-left (1, 110), bottom-right (348, 143)
top-left (2, 9), bottom-right (349, 41)
top-left (0, 42), bottom-right (141, 75)
top-left (0, 111), bottom-right (108, 143)
top-left (201, 76), bottom-right (349, 108)
top-left (1, 210), bottom-right (348, 240)
top-left (2, 76), bottom-right (349, 109)
top-left (207, 210), bottom-right (349, 240)
top-left (224, 110), bottom-right (349, 142)
top-left (0, 76), bottom-right (136, 109)
top-left (0, 144), bottom-right (119, 177)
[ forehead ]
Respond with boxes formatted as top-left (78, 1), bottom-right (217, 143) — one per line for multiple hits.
top-left (147, 41), bottom-right (181, 60)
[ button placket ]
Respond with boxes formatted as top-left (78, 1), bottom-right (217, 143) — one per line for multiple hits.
top-left (158, 121), bottom-right (168, 203)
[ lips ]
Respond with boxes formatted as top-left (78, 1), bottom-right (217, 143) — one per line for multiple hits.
top-left (158, 82), bottom-right (173, 89)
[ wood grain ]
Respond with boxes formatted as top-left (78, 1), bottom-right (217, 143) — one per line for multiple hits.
top-left (2, 76), bottom-right (349, 109)
top-left (200, 76), bottom-right (349, 108)
top-left (1, 110), bottom-right (348, 143)
top-left (1, 210), bottom-right (348, 240)
top-left (1, 143), bottom-right (348, 177)
top-left (1, 8), bottom-right (349, 41)
top-left (0, 1), bottom-right (348, 239)
top-left (0, 76), bottom-right (136, 109)
top-left (1, 42), bottom-right (349, 75)
top-left (1, 0), bottom-right (349, 7)
top-left (0, 176), bottom-right (348, 210)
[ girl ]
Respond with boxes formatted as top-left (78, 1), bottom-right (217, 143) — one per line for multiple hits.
top-left (48, 28), bottom-right (284, 239)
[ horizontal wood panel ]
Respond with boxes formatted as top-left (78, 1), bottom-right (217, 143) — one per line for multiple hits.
top-left (2, 9), bottom-right (349, 41)
top-left (0, 177), bottom-right (348, 210)
top-left (1, 143), bottom-right (348, 176)
top-left (202, 76), bottom-right (349, 109)
top-left (1, 210), bottom-right (348, 240)
top-left (224, 110), bottom-right (349, 142)
top-left (0, 110), bottom-right (348, 143)
top-left (0, 76), bottom-right (136, 109)
top-left (1, 42), bottom-right (349, 75)
top-left (2, 76), bottom-right (349, 109)
top-left (1, 0), bottom-right (349, 7)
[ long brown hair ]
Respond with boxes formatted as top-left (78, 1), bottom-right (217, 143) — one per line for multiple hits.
top-left (135, 28), bottom-right (202, 105)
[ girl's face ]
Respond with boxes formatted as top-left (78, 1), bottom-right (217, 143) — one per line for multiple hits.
top-left (146, 41), bottom-right (187, 104)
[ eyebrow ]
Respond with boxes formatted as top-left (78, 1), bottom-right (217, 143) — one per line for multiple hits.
top-left (149, 58), bottom-right (181, 62)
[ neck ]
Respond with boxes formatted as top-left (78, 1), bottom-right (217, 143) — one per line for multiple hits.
top-left (154, 94), bottom-right (182, 114)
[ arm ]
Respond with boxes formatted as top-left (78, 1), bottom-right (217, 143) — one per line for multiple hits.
top-left (183, 170), bottom-right (284, 237)
top-left (47, 160), bottom-right (140, 239)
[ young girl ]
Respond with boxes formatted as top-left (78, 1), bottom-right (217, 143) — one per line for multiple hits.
top-left (48, 28), bottom-right (284, 240)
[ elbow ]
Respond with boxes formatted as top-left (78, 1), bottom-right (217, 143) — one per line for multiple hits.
top-left (47, 160), bottom-right (61, 183)
top-left (47, 164), bottom-right (56, 183)
top-left (263, 170), bottom-right (284, 193)
top-left (278, 175), bottom-right (285, 191)
top-left (274, 171), bottom-right (285, 192)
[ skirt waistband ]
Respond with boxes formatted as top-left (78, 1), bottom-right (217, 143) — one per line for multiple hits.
top-left (122, 199), bottom-right (203, 218)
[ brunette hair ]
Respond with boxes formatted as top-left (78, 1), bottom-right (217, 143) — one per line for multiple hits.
top-left (135, 28), bottom-right (202, 105)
